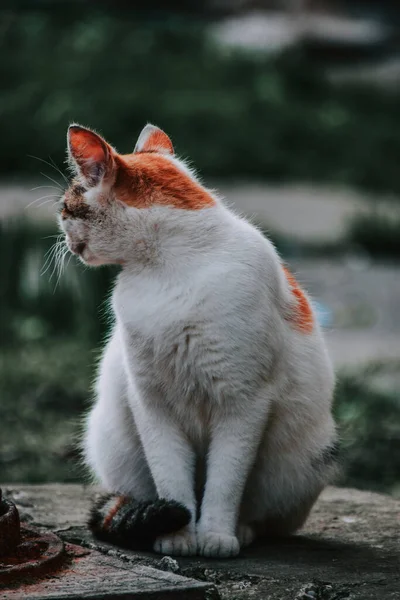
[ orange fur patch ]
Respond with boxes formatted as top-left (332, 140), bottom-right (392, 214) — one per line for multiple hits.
top-left (103, 496), bottom-right (128, 531)
top-left (69, 127), bottom-right (108, 164)
top-left (68, 127), bottom-right (115, 185)
top-left (139, 129), bottom-right (174, 155)
top-left (283, 267), bottom-right (314, 333)
top-left (114, 153), bottom-right (215, 210)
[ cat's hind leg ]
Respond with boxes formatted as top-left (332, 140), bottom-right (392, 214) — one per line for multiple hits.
top-left (239, 399), bottom-right (338, 543)
top-left (236, 523), bottom-right (256, 548)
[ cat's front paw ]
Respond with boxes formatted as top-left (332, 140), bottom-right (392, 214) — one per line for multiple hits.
top-left (153, 528), bottom-right (197, 556)
top-left (197, 531), bottom-right (240, 558)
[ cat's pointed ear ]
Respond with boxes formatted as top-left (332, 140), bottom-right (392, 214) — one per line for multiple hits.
top-left (68, 125), bottom-right (115, 187)
top-left (134, 124), bottom-right (174, 155)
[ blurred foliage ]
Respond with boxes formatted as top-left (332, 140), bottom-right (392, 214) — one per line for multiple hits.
top-left (2, 9), bottom-right (400, 194)
top-left (0, 218), bottom-right (115, 482)
top-left (0, 219), bottom-right (116, 346)
top-left (1, 219), bottom-right (399, 493)
top-left (335, 365), bottom-right (400, 495)
top-left (0, 339), bottom-right (91, 483)
top-left (345, 210), bottom-right (400, 258)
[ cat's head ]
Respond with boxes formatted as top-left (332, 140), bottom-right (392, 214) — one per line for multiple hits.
top-left (59, 124), bottom-right (216, 266)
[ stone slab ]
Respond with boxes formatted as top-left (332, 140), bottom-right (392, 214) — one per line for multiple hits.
top-left (1, 543), bottom-right (209, 600)
top-left (3, 485), bottom-right (400, 600)
top-left (0, 486), bottom-right (212, 600)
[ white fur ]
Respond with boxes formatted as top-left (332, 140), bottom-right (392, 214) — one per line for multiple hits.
top-left (61, 133), bottom-right (336, 558)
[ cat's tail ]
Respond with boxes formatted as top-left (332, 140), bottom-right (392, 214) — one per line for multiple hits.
top-left (88, 494), bottom-right (191, 550)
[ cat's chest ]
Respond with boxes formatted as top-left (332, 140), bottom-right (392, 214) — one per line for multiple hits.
top-left (124, 321), bottom-right (215, 449)
top-left (127, 319), bottom-right (209, 388)
top-left (114, 270), bottom-right (242, 408)
top-left (114, 273), bottom-right (202, 339)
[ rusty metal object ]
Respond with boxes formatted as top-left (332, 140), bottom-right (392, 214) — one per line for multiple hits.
top-left (0, 487), bottom-right (211, 598)
top-left (0, 488), bottom-right (66, 585)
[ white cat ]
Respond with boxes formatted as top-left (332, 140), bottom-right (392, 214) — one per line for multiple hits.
top-left (60, 123), bottom-right (337, 558)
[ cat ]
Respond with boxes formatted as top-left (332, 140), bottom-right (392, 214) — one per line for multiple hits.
top-left (59, 123), bottom-right (337, 558)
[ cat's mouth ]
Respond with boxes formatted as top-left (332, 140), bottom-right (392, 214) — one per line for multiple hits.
top-left (64, 235), bottom-right (121, 267)
top-left (69, 241), bottom-right (87, 256)
top-left (66, 239), bottom-right (96, 264)
top-left (67, 240), bottom-right (105, 266)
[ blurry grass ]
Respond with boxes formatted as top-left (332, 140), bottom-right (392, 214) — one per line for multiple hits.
top-left (0, 339), bottom-right (92, 483)
top-left (3, 9), bottom-right (400, 195)
top-left (0, 219), bottom-right (399, 492)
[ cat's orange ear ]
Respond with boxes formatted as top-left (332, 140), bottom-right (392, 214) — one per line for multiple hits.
top-left (68, 125), bottom-right (115, 187)
top-left (134, 124), bottom-right (174, 155)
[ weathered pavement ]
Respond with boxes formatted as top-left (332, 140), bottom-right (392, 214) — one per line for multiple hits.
top-left (1, 485), bottom-right (399, 599)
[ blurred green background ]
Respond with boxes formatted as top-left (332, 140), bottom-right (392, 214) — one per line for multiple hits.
top-left (0, 0), bottom-right (399, 495)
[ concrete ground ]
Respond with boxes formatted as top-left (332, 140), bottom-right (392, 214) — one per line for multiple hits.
top-left (1, 181), bottom-right (399, 369)
top-left (2, 484), bottom-right (400, 599)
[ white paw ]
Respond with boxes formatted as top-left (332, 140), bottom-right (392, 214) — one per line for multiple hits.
top-left (236, 524), bottom-right (255, 548)
top-left (197, 531), bottom-right (240, 558)
top-left (153, 528), bottom-right (197, 556)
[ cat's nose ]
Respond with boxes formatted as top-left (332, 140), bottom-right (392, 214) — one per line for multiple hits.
top-left (70, 241), bottom-right (86, 255)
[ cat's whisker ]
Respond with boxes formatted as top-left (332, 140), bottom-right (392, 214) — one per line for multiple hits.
top-left (33, 199), bottom-right (60, 211)
top-left (40, 171), bottom-right (64, 190)
top-left (42, 253), bottom-right (57, 277)
top-left (31, 185), bottom-right (61, 192)
top-left (49, 243), bottom-right (63, 283)
top-left (28, 155), bottom-right (69, 185)
top-left (41, 240), bottom-right (63, 276)
top-left (42, 234), bottom-right (64, 277)
top-left (64, 252), bottom-right (74, 273)
top-left (54, 245), bottom-right (69, 292)
top-left (25, 194), bottom-right (61, 210)
top-left (43, 244), bottom-right (57, 264)
top-left (43, 235), bottom-right (63, 255)
top-left (36, 199), bottom-right (60, 210)
top-left (48, 156), bottom-right (69, 184)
